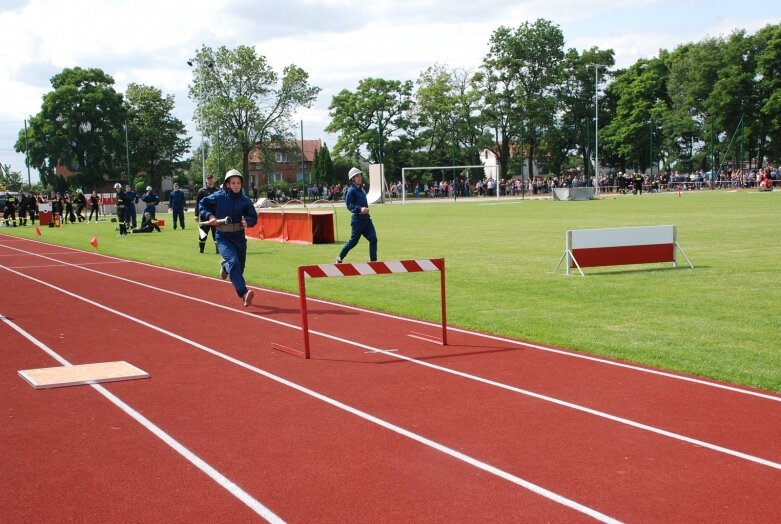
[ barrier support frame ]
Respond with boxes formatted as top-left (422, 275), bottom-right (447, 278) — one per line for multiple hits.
top-left (272, 259), bottom-right (447, 359)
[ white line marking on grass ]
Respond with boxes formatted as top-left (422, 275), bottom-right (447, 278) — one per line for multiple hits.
top-left (477, 201), bottom-right (526, 206)
top-left (2, 245), bottom-right (781, 473)
top-left (0, 275), bottom-right (621, 523)
top-left (0, 314), bottom-right (285, 524)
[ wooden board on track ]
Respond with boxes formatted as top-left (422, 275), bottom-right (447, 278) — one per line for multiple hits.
top-left (18, 361), bottom-right (149, 389)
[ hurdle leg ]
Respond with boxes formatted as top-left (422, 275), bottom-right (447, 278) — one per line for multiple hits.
top-left (440, 259), bottom-right (447, 346)
top-left (271, 266), bottom-right (311, 358)
top-left (299, 269), bottom-right (311, 358)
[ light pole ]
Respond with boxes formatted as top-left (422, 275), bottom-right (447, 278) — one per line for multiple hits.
top-left (187, 59), bottom-right (207, 189)
top-left (648, 119), bottom-right (654, 180)
top-left (125, 120), bottom-right (131, 185)
top-left (588, 64), bottom-right (600, 194)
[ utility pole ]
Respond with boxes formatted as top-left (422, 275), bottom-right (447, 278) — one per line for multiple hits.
top-left (587, 64), bottom-right (600, 194)
top-left (125, 120), bottom-right (131, 184)
top-left (23, 119), bottom-right (32, 190)
top-left (187, 58), bottom-right (207, 188)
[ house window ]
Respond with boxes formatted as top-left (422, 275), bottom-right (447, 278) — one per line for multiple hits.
top-left (275, 152), bottom-right (288, 163)
top-left (269, 173), bottom-right (282, 183)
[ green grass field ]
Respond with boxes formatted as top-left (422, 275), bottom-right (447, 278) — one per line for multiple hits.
top-left (3, 190), bottom-right (780, 391)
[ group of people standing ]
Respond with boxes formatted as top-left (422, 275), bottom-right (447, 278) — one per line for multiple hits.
top-left (2, 190), bottom-right (96, 226)
top-left (5, 166), bottom-right (378, 310)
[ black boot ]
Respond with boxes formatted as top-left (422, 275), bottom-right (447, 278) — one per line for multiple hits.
top-left (199, 242), bottom-right (205, 254)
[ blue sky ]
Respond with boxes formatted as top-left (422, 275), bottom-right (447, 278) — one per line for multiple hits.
top-left (0, 0), bottom-right (777, 185)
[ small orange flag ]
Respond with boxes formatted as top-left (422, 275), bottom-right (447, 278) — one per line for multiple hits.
top-left (34, 226), bottom-right (42, 237)
top-left (90, 235), bottom-right (98, 249)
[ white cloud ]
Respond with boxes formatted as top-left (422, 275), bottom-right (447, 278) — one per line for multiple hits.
top-left (1, 0), bottom-right (778, 182)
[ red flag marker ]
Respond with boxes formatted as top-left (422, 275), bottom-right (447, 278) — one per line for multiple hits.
top-left (35, 226), bottom-right (42, 237)
top-left (90, 235), bottom-right (98, 249)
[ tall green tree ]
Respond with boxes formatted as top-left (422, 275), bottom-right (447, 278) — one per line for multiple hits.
top-left (479, 19), bottom-right (565, 180)
top-left (326, 77), bottom-right (415, 171)
top-left (707, 30), bottom-right (759, 167)
top-left (754, 23), bottom-right (781, 163)
top-left (665, 39), bottom-right (725, 171)
top-left (551, 47), bottom-right (615, 179)
top-left (0, 164), bottom-right (24, 191)
top-left (189, 45), bottom-right (320, 180)
top-left (602, 56), bottom-right (670, 171)
top-left (310, 142), bottom-right (336, 185)
top-left (16, 67), bottom-right (127, 190)
top-left (125, 83), bottom-right (190, 191)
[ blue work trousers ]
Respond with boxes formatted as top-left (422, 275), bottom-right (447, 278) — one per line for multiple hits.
top-left (339, 216), bottom-right (377, 262)
top-left (217, 234), bottom-right (248, 297)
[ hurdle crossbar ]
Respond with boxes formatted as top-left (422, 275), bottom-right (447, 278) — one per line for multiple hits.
top-left (273, 259), bottom-right (447, 359)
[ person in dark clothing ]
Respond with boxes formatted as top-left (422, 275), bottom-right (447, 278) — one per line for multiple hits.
top-left (51, 193), bottom-right (63, 223)
top-left (88, 191), bottom-right (101, 221)
top-left (168, 182), bottom-right (187, 230)
top-left (21, 192), bottom-right (37, 225)
top-left (634, 173), bottom-right (644, 195)
top-left (64, 193), bottom-right (76, 223)
top-left (131, 211), bottom-right (161, 233)
top-left (74, 189), bottom-right (87, 222)
top-left (114, 183), bottom-right (128, 236)
top-left (17, 192), bottom-right (30, 226)
top-left (124, 184), bottom-right (138, 228)
top-left (141, 186), bottom-right (160, 219)
top-left (336, 167), bottom-right (378, 263)
top-left (3, 191), bottom-right (18, 226)
top-left (195, 174), bottom-right (219, 253)
top-left (198, 169), bottom-right (258, 307)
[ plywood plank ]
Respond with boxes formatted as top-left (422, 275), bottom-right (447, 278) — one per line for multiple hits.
top-left (18, 361), bottom-right (149, 389)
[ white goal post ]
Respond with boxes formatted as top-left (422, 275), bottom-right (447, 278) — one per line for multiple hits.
top-left (401, 165), bottom-right (499, 204)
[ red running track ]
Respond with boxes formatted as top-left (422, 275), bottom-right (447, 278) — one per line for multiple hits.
top-left (1, 234), bottom-right (780, 522)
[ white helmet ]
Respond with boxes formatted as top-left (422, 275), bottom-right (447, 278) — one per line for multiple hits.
top-left (348, 167), bottom-right (363, 182)
top-left (114, 183), bottom-right (122, 189)
top-left (223, 169), bottom-right (243, 185)
top-left (146, 186), bottom-right (153, 191)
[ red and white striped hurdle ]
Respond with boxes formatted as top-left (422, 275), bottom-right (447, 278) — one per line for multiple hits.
top-left (554, 225), bottom-right (694, 276)
top-left (273, 259), bottom-right (447, 358)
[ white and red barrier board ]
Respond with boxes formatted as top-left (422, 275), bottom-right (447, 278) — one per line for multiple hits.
top-left (276, 259), bottom-right (448, 359)
top-left (569, 225), bottom-right (676, 268)
top-left (302, 259), bottom-right (444, 279)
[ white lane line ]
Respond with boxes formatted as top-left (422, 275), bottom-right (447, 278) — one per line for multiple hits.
top-left (6, 235), bottom-right (773, 404)
top-left (5, 261), bottom-right (129, 269)
top-left (0, 283), bottom-right (620, 523)
top-left (0, 314), bottom-right (285, 524)
top-left (2, 245), bottom-right (781, 472)
top-left (0, 251), bottom-right (78, 257)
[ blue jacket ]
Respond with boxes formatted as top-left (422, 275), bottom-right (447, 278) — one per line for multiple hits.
top-left (125, 190), bottom-right (138, 206)
top-left (168, 189), bottom-right (186, 210)
top-left (141, 191), bottom-right (160, 208)
top-left (198, 188), bottom-right (257, 237)
top-left (344, 183), bottom-right (369, 218)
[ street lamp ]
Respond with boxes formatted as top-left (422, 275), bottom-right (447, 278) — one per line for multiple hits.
top-left (188, 58), bottom-right (207, 188)
top-left (648, 119), bottom-right (654, 180)
top-left (588, 64), bottom-right (600, 194)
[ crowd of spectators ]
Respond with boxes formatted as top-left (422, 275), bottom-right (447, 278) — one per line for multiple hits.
top-left (383, 165), bottom-right (780, 198)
